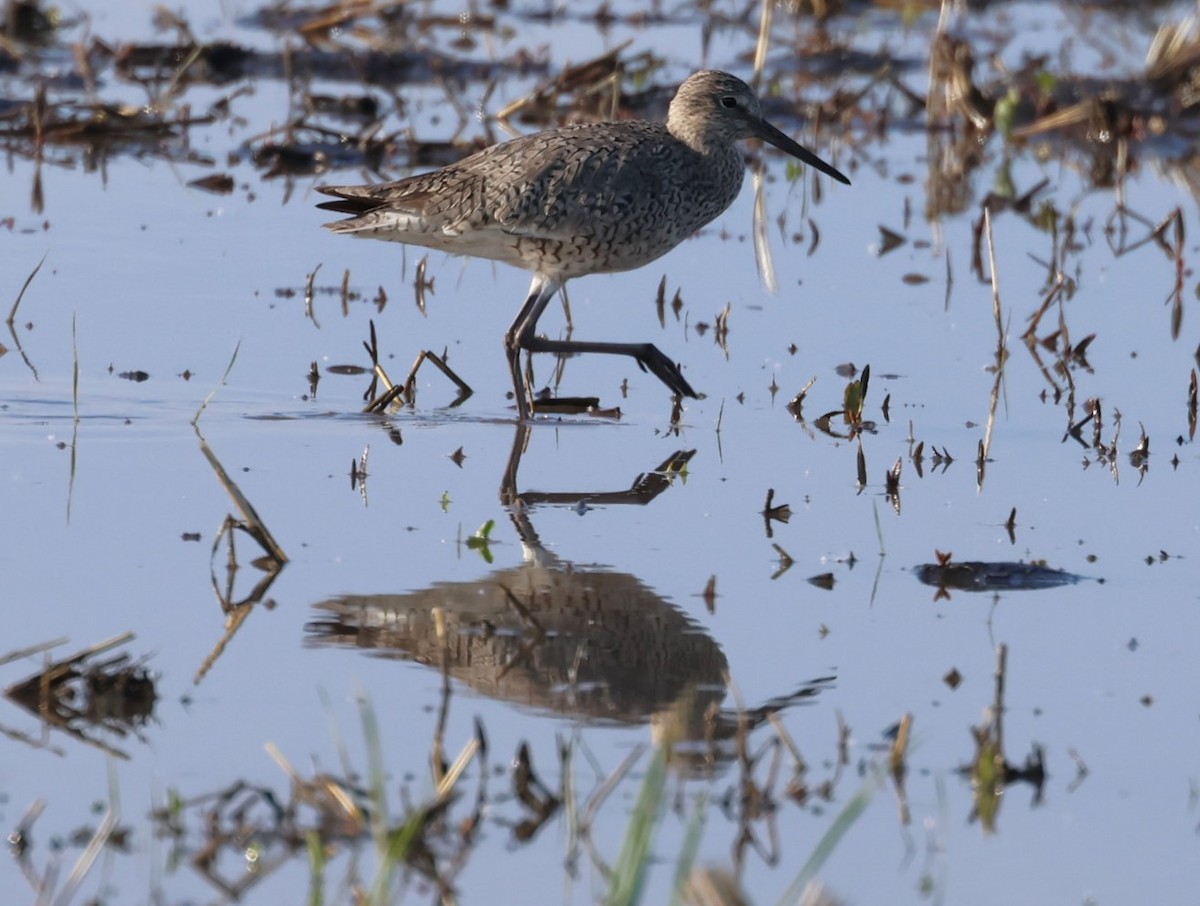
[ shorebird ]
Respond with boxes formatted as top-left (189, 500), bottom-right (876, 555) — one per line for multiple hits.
top-left (317, 69), bottom-right (849, 420)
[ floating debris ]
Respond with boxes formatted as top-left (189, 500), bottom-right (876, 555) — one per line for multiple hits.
top-left (915, 553), bottom-right (1090, 594)
top-left (4, 633), bottom-right (156, 759)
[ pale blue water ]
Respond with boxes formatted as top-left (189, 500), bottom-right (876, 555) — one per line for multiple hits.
top-left (2, 1), bottom-right (1199, 904)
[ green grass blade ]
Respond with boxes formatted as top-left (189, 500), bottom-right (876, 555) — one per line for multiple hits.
top-left (606, 746), bottom-right (668, 906)
top-left (305, 829), bottom-right (325, 906)
top-left (668, 790), bottom-right (709, 906)
top-left (777, 772), bottom-right (879, 905)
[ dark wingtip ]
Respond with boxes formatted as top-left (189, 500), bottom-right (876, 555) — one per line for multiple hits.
top-left (314, 187), bottom-right (380, 215)
top-left (315, 198), bottom-right (366, 214)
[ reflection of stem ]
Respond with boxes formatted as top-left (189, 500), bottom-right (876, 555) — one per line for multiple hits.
top-left (431, 608), bottom-right (451, 785)
top-left (4, 633), bottom-right (137, 759)
top-left (890, 713), bottom-right (913, 826)
top-left (192, 423), bottom-right (287, 683)
top-left (944, 245), bottom-right (954, 311)
top-left (53, 788), bottom-right (119, 904)
top-left (979, 365), bottom-right (1002, 492)
top-left (3, 318), bottom-right (39, 379)
top-left (868, 500), bottom-right (886, 606)
top-left (752, 162), bottom-right (777, 293)
top-left (193, 586), bottom-right (257, 686)
top-left (992, 643), bottom-right (1007, 754)
top-left (578, 744), bottom-right (643, 878)
top-left (67, 314), bottom-right (80, 521)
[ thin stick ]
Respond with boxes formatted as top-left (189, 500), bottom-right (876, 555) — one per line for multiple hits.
top-left (7, 254), bottom-right (46, 325)
top-left (192, 340), bottom-right (242, 426)
top-left (752, 163), bottom-right (777, 293)
top-left (0, 638), bottom-right (68, 668)
top-left (53, 789), bottom-right (119, 905)
top-left (752, 0), bottom-right (773, 89)
top-left (71, 314), bottom-right (79, 422)
top-left (980, 207), bottom-right (1008, 477)
top-left (304, 263), bottom-right (321, 327)
top-left (983, 207), bottom-right (1003, 338)
top-left (580, 745), bottom-right (645, 831)
top-left (766, 711), bottom-right (807, 774)
top-left (196, 438), bottom-right (287, 564)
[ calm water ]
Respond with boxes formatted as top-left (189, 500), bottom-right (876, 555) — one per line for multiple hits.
top-left (3, 1), bottom-right (1199, 903)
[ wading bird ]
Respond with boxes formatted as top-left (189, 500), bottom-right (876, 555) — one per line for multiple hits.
top-left (318, 69), bottom-right (849, 420)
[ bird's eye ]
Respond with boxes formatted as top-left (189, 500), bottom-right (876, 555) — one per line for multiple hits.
top-left (720, 96), bottom-right (737, 109)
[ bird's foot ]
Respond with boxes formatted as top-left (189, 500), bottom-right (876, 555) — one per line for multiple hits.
top-left (634, 344), bottom-right (698, 399)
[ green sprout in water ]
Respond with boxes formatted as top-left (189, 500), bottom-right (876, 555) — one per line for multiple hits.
top-left (993, 87), bottom-right (1021, 140)
top-left (466, 519), bottom-right (495, 563)
top-left (843, 364), bottom-right (870, 427)
top-left (1034, 69), bottom-right (1057, 98)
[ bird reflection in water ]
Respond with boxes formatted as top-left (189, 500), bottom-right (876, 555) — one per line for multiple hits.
top-left (306, 425), bottom-right (833, 776)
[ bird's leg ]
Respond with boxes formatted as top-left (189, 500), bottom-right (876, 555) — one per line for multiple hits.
top-left (507, 273), bottom-right (699, 407)
top-left (502, 343), bottom-right (538, 420)
top-left (523, 350), bottom-right (537, 405)
top-left (505, 344), bottom-right (529, 421)
top-left (521, 335), bottom-right (698, 401)
top-left (505, 275), bottom-right (562, 420)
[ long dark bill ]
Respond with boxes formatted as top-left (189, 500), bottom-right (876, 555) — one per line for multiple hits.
top-left (754, 117), bottom-right (850, 186)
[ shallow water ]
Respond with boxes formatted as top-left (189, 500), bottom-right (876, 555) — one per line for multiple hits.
top-left (3, 1), bottom-right (1200, 903)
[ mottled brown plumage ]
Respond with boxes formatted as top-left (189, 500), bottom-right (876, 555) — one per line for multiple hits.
top-left (318, 70), bottom-right (848, 419)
